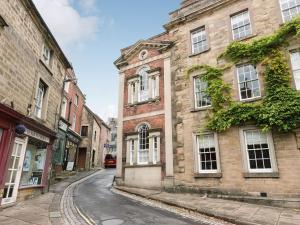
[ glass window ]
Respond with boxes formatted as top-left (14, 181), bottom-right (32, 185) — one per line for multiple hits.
top-left (34, 80), bottom-right (47, 118)
top-left (191, 27), bottom-right (208, 54)
top-left (194, 77), bottom-right (211, 108)
top-left (139, 67), bottom-right (149, 102)
top-left (237, 64), bottom-right (261, 100)
top-left (42, 44), bottom-right (51, 65)
top-left (138, 124), bottom-right (149, 164)
top-left (244, 130), bottom-right (273, 172)
top-left (279, 0), bottom-right (300, 22)
top-left (74, 94), bottom-right (79, 106)
top-left (197, 134), bottom-right (218, 172)
top-left (290, 51), bottom-right (300, 90)
top-left (94, 131), bottom-right (97, 141)
top-left (64, 80), bottom-right (70, 93)
top-left (72, 113), bottom-right (76, 130)
top-left (231, 10), bottom-right (252, 40)
top-left (151, 77), bottom-right (157, 99)
top-left (81, 126), bottom-right (88, 137)
top-left (61, 97), bottom-right (67, 118)
top-left (130, 140), bottom-right (135, 165)
top-left (20, 140), bottom-right (47, 186)
top-left (153, 137), bottom-right (158, 164)
top-left (0, 128), bottom-right (3, 143)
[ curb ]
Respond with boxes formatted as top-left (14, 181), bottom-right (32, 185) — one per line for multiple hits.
top-left (49, 169), bottom-right (101, 225)
top-left (113, 186), bottom-right (261, 225)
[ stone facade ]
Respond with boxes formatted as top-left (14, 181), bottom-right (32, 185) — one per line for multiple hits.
top-left (165, 0), bottom-right (300, 197)
top-left (0, 0), bottom-right (72, 206)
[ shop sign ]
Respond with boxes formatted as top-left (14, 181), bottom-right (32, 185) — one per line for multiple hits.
top-left (25, 129), bottom-right (50, 143)
top-left (59, 120), bottom-right (68, 131)
top-left (66, 162), bottom-right (74, 171)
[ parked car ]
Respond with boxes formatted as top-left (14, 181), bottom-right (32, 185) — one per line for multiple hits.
top-left (104, 154), bottom-right (116, 168)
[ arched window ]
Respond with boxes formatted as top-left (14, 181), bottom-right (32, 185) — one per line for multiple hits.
top-left (138, 124), bottom-right (149, 164)
top-left (139, 67), bottom-right (149, 101)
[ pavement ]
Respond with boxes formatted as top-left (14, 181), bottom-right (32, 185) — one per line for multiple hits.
top-left (114, 186), bottom-right (300, 225)
top-left (0, 169), bottom-right (99, 225)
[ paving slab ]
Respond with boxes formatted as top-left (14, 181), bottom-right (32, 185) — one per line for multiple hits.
top-left (115, 186), bottom-right (300, 225)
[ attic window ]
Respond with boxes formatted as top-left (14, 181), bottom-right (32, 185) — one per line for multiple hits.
top-left (0, 15), bottom-right (8, 28)
top-left (139, 49), bottom-right (148, 60)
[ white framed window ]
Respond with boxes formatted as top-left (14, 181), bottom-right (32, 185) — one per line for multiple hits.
top-left (130, 140), bottom-right (135, 165)
top-left (231, 10), bottom-right (252, 40)
top-left (34, 80), bottom-right (47, 118)
top-left (196, 133), bottom-right (220, 173)
top-left (61, 97), bottom-right (67, 118)
top-left (42, 44), bottom-right (51, 65)
top-left (72, 113), bottom-right (76, 130)
top-left (137, 124), bottom-right (149, 164)
top-left (64, 80), bottom-right (70, 93)
top-left (153, 136), bottom-right (158, 164)
top-left (237, 64), bottom-right (261, 100)
top-left (242, 129), bottom-right (276, 173)
top-left (290, 51), bottom-right (300, 90)
top-left (191, 27), bottom-right (208, 54)
top-left (194, 77), bottom-right (211, 108)
top-left (139, 67), bottom-right (149, 102)
top-left (151, 77), bottom-right (157, 99)
top-left (74, 94), bottom-right (79, 106)
top-left (279, 0), bottom-right (300, 22)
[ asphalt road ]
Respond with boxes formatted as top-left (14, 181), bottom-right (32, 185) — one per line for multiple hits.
top-left (73, 169), bottom-right (204, 225)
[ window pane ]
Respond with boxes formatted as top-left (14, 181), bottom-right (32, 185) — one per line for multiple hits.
top-left (191, 27), bottom-right (207, 54)
top-left (280, 0), bottom-right (300, 22)
top-left (138, 125), bottom-right (149, 163)
top-left (245, 130), bottom-right (272, 171)
top-left (237, 65), bottom-right (261, 100)
top-left (231, 11), bottom-right (252, 40)
top-left (197, 134), bottom-right (217, 172)
top-left (194, 77), bottom-right (211, 108)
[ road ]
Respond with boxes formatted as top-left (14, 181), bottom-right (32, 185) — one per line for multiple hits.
top-left (73, 169), bottom-right (205, 225)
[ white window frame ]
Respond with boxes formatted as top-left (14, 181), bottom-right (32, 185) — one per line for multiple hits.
top-left (290, 50), bottom-right (300, 90)
top-left (74, 94), bottom-right (79, 106)
top-left (236, 64), bottom-right (261, 101)
top-left (137, 124), bottom-right (149, 165)
top-left (231, 10), bottom-right (252, 40)
top-left (72, 113), bottom-right (76, 130)
top-left (191, 27), bottom-right (208, 54)
top-left (193, 76), bottom-right (211, 109)
top-left (279, 0), bottom-right (300, 22)
top-left (130, 139), bottom-right (135, 165)
top-left (194, 133), bottom-right (221, 174)
top-left (152, 136), bottom-right (159, 164)
top-left (64, 80), bottom-right (70, 93)
top-left (61, 97), bottom-right (67, 118)
top-left (34, 80), bottom-right (46, 119)
top-left (240, 127), bottom-right (278, 173)
top-left (42, 44), bottom-right (51, 65)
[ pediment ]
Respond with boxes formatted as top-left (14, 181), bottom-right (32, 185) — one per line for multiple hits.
top-left (114, 40), bottom-right (172, 69)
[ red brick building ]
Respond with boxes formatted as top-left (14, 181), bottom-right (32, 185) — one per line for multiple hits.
top-left (53, 68), bottom-right (85, 174)
top-left (114, 33), bottom-right (174, 188)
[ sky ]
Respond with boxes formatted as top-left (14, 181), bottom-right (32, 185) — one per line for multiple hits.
top-left (32, 0), bottom-right (181, 122)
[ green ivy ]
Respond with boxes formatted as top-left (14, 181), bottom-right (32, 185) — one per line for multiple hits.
top-left (186, 17), bottom-right (300, 132)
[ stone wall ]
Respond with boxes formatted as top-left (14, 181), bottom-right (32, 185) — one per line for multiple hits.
top-left (0, 0), bottom-right (69, 131)
top-left (168, 0), bottom-right (300, 197)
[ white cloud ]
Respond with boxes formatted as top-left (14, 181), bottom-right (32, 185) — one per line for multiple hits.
top-left (98, 104), bottom-right (117, 122)
top-left (78, 0), bottom-right (96, 11)
top-left (33, 0), bottom-right (99, 49)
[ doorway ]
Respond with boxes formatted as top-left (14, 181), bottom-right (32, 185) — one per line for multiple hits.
top-left (77, 148), bottom-right (87, 170)
top-left (2, 137), bottom-right (28, 205)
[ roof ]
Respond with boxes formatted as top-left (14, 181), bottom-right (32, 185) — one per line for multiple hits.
top-left (22, 0), bottom-right (72, 69)
top-left (83, 105), bottom-right (110, 130)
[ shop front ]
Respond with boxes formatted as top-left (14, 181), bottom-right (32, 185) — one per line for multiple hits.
top-left (1, 114), bottom-right (55, 206)
top-left (64, 129), bottom-right (81, 171)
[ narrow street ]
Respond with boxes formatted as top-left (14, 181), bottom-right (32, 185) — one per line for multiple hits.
top-left (73, 170), bottom-right (203, 225)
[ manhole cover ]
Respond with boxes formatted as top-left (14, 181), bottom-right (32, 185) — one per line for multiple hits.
top-left (102, 219), bottom-right (124, 225)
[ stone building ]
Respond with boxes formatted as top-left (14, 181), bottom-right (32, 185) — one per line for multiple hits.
top-left (107, 118), bottom-right (118, 155)
top-left (165, 0), bottom-right (300, 198)
top-left (114, 33), bottom-right (174, 188)
top-left (78, 106), bottom-right (110, 170)
top-left (0, 0), bottom-right (72, 206)
top-left (53, 68), bottom-right (86, 174)
top-left (115, 0), bottom-right (300, 199)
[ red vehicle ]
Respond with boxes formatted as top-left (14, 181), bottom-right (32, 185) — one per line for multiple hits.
top-left (104, 154), bottom-right (116, 168)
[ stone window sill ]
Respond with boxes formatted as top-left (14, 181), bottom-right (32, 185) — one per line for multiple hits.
top-left (124, 163), bottom-right (162, 168)
top-left (243, 172), bottom-right (279, 178)
top-left (190, 106), bottom-right (212, 113)
top-left (232, 33), bottom-right (257, 42)
top-left (128, 97), bottom-right (160, 107)
top-left (240, 96), bottom-right (262, 103)
top-left (194, 172), bottom-right (222, 178)
top-left (189, 48), bottom-right (210, 58)
top-left (39, 59), bottom-right (53, 76)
